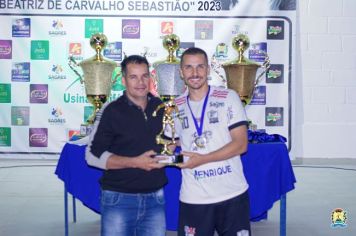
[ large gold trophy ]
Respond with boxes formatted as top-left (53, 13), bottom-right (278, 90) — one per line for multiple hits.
top-left (68, 33), bottom-right (119, 134)
top-left (152, 34), bottom-right (184, 165)
top-left (222, 34), bottom-right (270, 106)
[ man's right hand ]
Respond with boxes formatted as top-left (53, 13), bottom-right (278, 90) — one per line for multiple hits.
top-left (134, 150), bottom-right (166, 171)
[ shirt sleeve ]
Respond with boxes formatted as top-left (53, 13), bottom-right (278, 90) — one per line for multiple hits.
top-left (85, 105), bottom-right (115, 169)
top-left (226, 89), bottom-right (249, 130)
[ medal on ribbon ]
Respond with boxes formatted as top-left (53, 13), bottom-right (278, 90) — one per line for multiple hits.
top-left (187, 86), bottom-right (210, 149)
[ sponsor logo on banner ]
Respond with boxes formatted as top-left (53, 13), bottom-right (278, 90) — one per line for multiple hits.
top-left (195, 20), bottom-right (213, 40)
top-left (11, 62), bottom-right (30, 82)
top-left (29, 128), bottom-right (48, 147)
top-left (49, 19), bottom-right (66, 36)
top-left (12, 18), bottom-right (31, 37)
top-left (140, 46), bottom-right (158, 58)
top-left (160, 21), bottom-right (174, 35)
top-left (68, 42), bottom-right (83, 61)
top-left (49, 64), bottom-right (66, 80)
top-left (231, 24), bottom-right (248, 36)
top-left (267, 20), bottom-right (284, 40)
top-left (68, 130), bottom-right (80, 141)
top-left (266, 64), bottom-right (284, 83)
top-left (122, 19), bottom-right (140, 39)
top-left (265, 107), bottom-right (284, 126)
top-left (111, 67), bottom-right (125, 92)
top-left (0, 84), bottom-right (11, 103)
top-left (176, 42), bottom-right (195, 58)
top-left (104, 42), bottom-right (122, 61)
top-left (250, 86), bottom-right (266, 105)
top-left (215, 43), bottom-right (228, 58)
top-left (0, 127), bottom-right (11, 147)
top-left (31, 40), bottom-right (49, 60)
top-left (84, 106), bottom-right (94, 123)
top-left (331, 208), bottom-right (348, 228)
top-left (30, 84), bottom-right (48, 104)
top-left (49, 107), bottom-right (66, 125)
top-left (11, 106), bottom-right (30, 126)
top-left (249, 42), bottom-right (267, 63)
top-left (85, 19), bottom-right (103, 38)
top-left (0, 40), bottom-right (12, 59)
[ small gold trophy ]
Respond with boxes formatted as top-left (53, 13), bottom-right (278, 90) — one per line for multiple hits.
top-left (152, 34), bottom-right (185, 165)
top-left (222, 34), bottom-right (270, 106)
top-left (68, 33), bottom-right (120, 135)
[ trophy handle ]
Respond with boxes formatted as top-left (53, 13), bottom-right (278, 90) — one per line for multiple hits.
top-left (68, 55), bottom-right (84, 84)
top-left (254, 53), bottom-right (271, 87)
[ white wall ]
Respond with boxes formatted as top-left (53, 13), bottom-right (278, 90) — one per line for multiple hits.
top-left (298, 0), bottom-right (356, 158)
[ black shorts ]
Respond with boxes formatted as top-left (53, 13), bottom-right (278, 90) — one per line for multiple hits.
top-left (178, 191), bottom-right (251, 236)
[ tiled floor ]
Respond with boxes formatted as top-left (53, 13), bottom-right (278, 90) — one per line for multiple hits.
top-left (0, 159), bottom-right (355, 236)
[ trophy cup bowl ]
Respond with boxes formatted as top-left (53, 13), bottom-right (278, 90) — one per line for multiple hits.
top-left (153, 34), bottom-right (185, 101)
top-left (68, 33), bottom-right (120, 128)
top-left (222, 34), bottom-right (270, 106)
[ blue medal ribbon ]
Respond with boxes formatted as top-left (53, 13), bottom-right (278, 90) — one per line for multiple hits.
top-left (187, 86), bottom-right (210, 139)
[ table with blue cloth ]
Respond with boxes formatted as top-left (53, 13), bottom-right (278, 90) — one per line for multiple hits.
top-left (55, 142), bottom-right (296, 236)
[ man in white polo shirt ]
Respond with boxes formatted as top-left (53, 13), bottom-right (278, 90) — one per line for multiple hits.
top-left (166, 47), bottom-right (251, 236)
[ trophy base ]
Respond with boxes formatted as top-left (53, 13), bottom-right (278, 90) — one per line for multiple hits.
top-left (155, 154), bottom-right (184, 166)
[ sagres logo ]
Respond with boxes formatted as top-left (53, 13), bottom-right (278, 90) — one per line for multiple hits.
top-left (49, 64), bottom-right (66, 80)
top-left (0, 84), bottom-right (11, 103)
top-left (29, 128), bottom-right (48, 147)
top-left (331, 208), bottom-right (347, 228)
top-left (11, 106), bottom-right (30, 126)
top-left (30, 84), bottom-right (48, 104)
top-left (49, 19), bottom-right (66, 36)
top-left (265, 107), bottom-right (284, 126)
top-left (12, 62), bottom-right (30, 82)
top-left (0, 127), bottom-right (11, 146)
top-left (85, 19), bottom-right (103, 38)
top-left (0, 40), bottom-right (12, 59)
top-left (48, 107), bottom-right (66, 125)
top-left (12, 18), bottom-right (31, 37)
top-left (31, 40), bottom-right (49, 60)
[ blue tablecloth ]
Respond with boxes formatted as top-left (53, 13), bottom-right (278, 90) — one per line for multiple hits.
top-left (55, 142), bottom-right (296, 231)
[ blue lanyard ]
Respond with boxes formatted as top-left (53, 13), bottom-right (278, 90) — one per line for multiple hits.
top-left (187, 86), bottom-right (210, 137)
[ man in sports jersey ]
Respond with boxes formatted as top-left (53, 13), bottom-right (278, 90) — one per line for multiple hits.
top-left (167, 47), bottom-right (251, 236)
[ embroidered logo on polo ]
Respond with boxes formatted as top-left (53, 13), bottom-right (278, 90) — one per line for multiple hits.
top-left (208, 110), bottom-right (219, 123)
